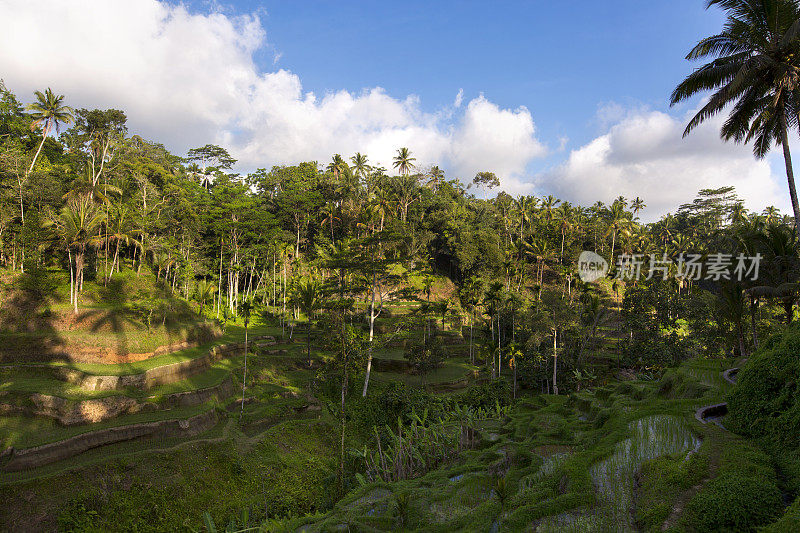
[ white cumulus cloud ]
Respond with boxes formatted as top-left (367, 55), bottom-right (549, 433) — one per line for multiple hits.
top-left (538, 105), bottom-right (791, 221)
top-left (0, 0), bottom-right (546, 189)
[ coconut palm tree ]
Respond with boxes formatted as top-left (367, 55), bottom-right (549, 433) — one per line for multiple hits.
top-left (392, 147), bottom-right (416, 176)
top-left (320, 202), bottom-right (341, 242)
top-left (294, 277), bottom-right (323, 367)
top-left (631, 197), bottom-right (646, 217)
top-left (763, 206), bottom-right (781, 224)
top-left (195, 279), bottom-right (216, 317)
top-left (605, 200), bottom-right (630, 260)
top-left (731, 201), bottom-right (748, 224)
top-left (524, 237), bottom-right (555, 295)
top-left (554, 202), bottom-right (574, 263)
top-left (749, 224), bottom-right (800, 323)
top-left (52, 196), bottom-right (105, 313)
top-left (23, 89), bottom-right (74, 224)
top-left (541, 195), bottom-right (560, 222)
top-left (484, 281), bottom-right (505, 378)
top-left (513, 195), bottom-right (537, 240)
top-left (671, 0), bottom-right (800, 231)
top-left (427, 165), bottom-right (445, 191)
top-left (26, 88), bottom-right (74, 179)
top-left (350, 152), bottom-right (371, 184)
top-left (459, 277), bottom-right (483, 365)
top-left (327, 154), bottom-right (348, 179)
top-left (105, 204), bottom-right (140, 279)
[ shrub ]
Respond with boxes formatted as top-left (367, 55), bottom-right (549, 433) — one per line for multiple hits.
top-left (726, 323), bottom-right (800, 451)
top-left (762, 495), bottom-right (800, 532)
top-left (681, 473), bottom-right (782, 532)
top-left (404, 335), bottom-right (445, 375)
top-left (459, 380), bottom-right (510, 410)
top-left (683, 440), bottom-right (783, 532)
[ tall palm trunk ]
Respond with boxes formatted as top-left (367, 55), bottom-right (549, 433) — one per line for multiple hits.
top-left (779, 109), bottom-right (800, 232)
top-left (68, 248), bottom-right (74, 311)
top-left (307, 321), bottom-right (313, 367)
top-left (26, 122), bottom-right (51, 181)
top-left (74, 249), bottom-right (85, 314)
top-left (610, 231), bottom-right (616, 261)
top-left (469, 308), bottom-right (475, 365)
top-left (362, 270), bottom-right (377, 397)
top-left (750, 295), bottom-right (759, 350)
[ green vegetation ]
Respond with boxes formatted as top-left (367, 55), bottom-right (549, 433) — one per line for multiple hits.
top-left (2, 1), bottom-right (800, 531)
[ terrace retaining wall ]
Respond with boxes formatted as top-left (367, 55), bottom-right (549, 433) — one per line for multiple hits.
top-left (11, 376), bottom-right (238, 426)
top-left (1, 409), bottom-right (219, 472)
top-left (55, 336), bottom-right (273, 392)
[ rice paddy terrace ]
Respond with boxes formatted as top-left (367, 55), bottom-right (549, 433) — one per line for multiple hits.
top-left (286, 357), bottom-right (767, 533)
top-left (0, 282), bottom-right (792, 532)
top-left (0, 297), bottom-right (492, 530)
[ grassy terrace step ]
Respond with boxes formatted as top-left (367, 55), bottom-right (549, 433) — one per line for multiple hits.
top-left (0, 407), bottom-right (220, 473)
top-left (0, 387), bottom-right (318, 479)
top-left (372, 358), bottom-right (480, 388)
top-left (0, 327), bottom-right (280, 398)
top-left (0, 403), bottom-right (216, 450)
top-left (0, 362), bottom-right (237, 402)
top-left (0, 342), bottom-right (313, 428)
top-left (0, 324), bottom-right (280, 375)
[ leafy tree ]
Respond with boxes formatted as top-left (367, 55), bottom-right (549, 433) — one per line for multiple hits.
top-left (472, 171), bottom-right (499, 192)
top-left (671, 0), bottom-right (800, 231)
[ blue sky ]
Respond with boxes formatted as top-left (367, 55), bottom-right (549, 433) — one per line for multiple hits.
top-left (220, 0), bottom-right (725, 160)
top-left (0, 0), bottom-right (791, 219)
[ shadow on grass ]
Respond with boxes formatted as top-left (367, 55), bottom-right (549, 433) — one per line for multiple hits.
top-left (78, 277), bottom-right (218, 361)
top-left (0, 267), bottom-right (67, 364)
top-left (78, 278), bottom-right (137, 358)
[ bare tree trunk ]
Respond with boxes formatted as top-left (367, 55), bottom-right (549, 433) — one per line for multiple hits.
top-left (216, 242), bottom-right (223, 318)
top-left (240, 326), bottom-right (248, 419)
top-left (513, 361), bottom-right (517, 399)
top-left (552, 328), bottom-right (558, 395)
top-left (469, 310), bottom-right (474, 365)
top-left (68, 248), bottom-right (74, 311)
top-left (111, 240), bottom-right (120, 276)
top-left (750, 296), bottom-right (759, 350)
top-left (497, 313), bottom-right (501, 378)
top-left (362, 271), bottom-right (377, 397)
top-left (282, 256), bottom-right (286, 337)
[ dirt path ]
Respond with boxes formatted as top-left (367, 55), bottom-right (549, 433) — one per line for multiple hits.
top-left (660, 450), bottom-right (720, 531)
top-left (660, 367), bottom-right (733, 531)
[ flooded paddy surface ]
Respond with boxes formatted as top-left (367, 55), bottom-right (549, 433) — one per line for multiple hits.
top-left (538, 415), bottom-right (700, 532)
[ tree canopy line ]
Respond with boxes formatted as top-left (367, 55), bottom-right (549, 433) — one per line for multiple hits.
top-left (2, 69), bottom-right (800, 399)
top-left (4, 1), bottom-right (800, 529)
top-left (1, 0), bottom-right (800, 399)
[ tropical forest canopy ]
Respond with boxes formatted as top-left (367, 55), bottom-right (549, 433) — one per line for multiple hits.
top-left (2, 0), bottom-right (800, 531)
